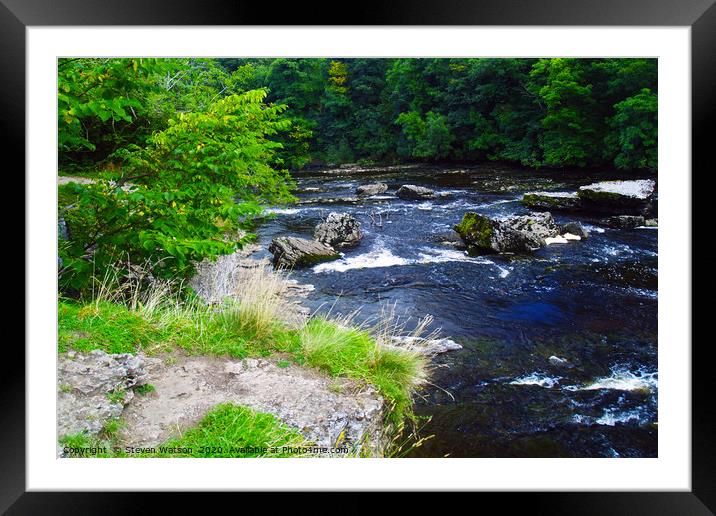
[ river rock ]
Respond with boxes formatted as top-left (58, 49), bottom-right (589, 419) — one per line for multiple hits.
top-left (389, 336), bottom-right (463, 355)
top-left (269, 236), bottom-right (340, 269)
top-left (432, 230), bottom-right (468, 250)
top-left (454, 211), bottom-right (559, 253)
top-left (644, 218), bottom-right (658, 227)
top-left (600, 215), bottom-right (646, 229)
top-left (57, 350), bottom-right (150, 439)
top-left (314, 212), bottom-right (363, 248)
top-left (522, 191), bottom-right (581, 212)
top-left (298, 196), bottom-right (361, 206)
top-left (577, 179), bottom-right (656, 215)
top-left (560, 221), bottom-right (589, 239)
top-left (396, 185), bottom-right (435, 200)
top-left (356, 183), bottom-right (388, 196)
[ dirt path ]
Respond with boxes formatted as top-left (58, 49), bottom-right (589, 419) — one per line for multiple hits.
top-left (118, 354), bottom-right (385, 455)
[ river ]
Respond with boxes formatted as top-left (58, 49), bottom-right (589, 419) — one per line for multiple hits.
top-left (255, 164), bottom-right (658, 458)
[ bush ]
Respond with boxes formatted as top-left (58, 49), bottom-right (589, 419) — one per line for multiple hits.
top-left (59, 90), bottom-right (297, 294)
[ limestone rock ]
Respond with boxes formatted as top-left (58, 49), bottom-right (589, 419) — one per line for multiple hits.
top-left (269, 236), bottom-right (340, 269)
top-left (577, 179), bottom-right (656, 215)
top-left (454, 211), bottom-right (560, 254)
top-left (396, 185), bottom-right (436, 200)
top-left (57, 350), bottom-right (150, 439)
top-left (356, 183), bottom-right (388, 196)
top-left (314, 212), bottom-right (363, 248)
top-left (522, 191), bottom-right (581, 212)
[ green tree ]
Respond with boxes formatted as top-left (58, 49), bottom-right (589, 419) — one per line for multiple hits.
top-left (607, 88), bottom-right (657, 171)
top-left (60, 90), bottom-right (296, 292)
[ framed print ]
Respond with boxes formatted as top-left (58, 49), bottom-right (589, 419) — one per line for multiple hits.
top-left (4, 0), bottom-right (712, 510)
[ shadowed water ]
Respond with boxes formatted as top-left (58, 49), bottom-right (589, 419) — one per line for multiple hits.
top-left (254, 164), bottom-right (658, 458)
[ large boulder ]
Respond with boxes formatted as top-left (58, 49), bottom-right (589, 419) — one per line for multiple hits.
top-left (454, 211), bottom-right (559, 253)
top-left (356, 183), bottom-right (388, 196)
top-left (577, 179), bottom-right (656, 215)
top-left (396, 185), bottom-right (435, 200)
top-left (314, 212), bottom-right (363, 248)
top-left (269, 236), bottom-right (340, 269)
top-left (522, 191), bottom-right (582, 212)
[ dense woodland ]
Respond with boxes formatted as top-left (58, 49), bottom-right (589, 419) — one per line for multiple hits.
top-left (58, 57), bottom-right (657, 292)
top-left (60, 57), bottom-right (657, 171)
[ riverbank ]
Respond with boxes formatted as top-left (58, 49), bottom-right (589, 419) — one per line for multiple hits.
top-left (57, 248), bottom-right (434, 457)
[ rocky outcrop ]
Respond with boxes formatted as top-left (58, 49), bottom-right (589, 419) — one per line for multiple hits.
top-left (57, 350), bottom-right (151, 439)
top-left (269, 236), bottom-right (340, 269)
top-left (118, 356), bottom-right (386, 456)
top-left (356, 183), bottom-right (388, 196)
top-left (600, 215), bottom-right (646, 229)
top-left (388, 336), bottom-right (463, 355)
top-left (454, 211), bottom-right (561, 253)
top-left (314, 212), bottom-right (363, 248)
top-left (577, 179), bottom-right (656, 215)
top-left (396, 185), bottom-right (435, 200)
top-left (522, 191), bottom-right (581, 212)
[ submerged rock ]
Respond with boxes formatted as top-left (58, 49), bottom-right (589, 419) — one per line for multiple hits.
top-left (57, 350), bottom-right (151, 439)
top-left (600, 215), bottom-right (646, 229)
top-left (388, 336), bottom-right (463, 355)
top-left (432, 230), bottom-right (468, 250)
top-left (298, 196), bottom-right (361, 206)
top-left (577, 179), bottom-right (656, 215)
top-left (396, 184), bottom-right (435, 200)
top-left (454, 211), bottom-right (560, 253)
top-left (314, 212), bottom-right (363, 248)
top-left (522, 191), bottom-right (581, 212)
top-left (269, 237), bottom-right (340, 269)
top-left (356, 182), bottom-right (388, 196)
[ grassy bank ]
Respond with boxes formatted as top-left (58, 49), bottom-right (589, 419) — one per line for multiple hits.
top-left (59, 265), bottom-right (428, 449)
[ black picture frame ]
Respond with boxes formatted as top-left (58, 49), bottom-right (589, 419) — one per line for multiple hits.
top-left (3, 0), bottom-right (710, 511)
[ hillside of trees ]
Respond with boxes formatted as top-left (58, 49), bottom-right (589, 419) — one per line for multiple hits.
top-left (60, 57), bottom-right (657, 173)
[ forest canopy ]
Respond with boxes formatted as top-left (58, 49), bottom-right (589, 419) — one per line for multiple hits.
top-left (59, 57), bottom-right (657, 172)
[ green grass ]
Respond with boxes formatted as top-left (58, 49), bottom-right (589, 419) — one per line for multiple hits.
top-left (59, 404), bottom-right (310, 458)
top-left (58, 269), bottom-right (429, 428)
top-left (135, 384), bottom-right (155, 396)
top-left (299, 317), bottom-right (427, 427)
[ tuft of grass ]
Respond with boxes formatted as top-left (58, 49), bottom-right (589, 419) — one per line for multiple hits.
top-left (135, 384), bottom-right (155, 396)
top-left (147, 403), bottom-right (310, 457)
top-left (60, 404), bottom-right (310, 458)
top-left (299, 314), bottom-right (427, 427)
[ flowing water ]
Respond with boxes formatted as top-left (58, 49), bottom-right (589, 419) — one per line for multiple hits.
top-left (254, 164), bottom-right (658, 458)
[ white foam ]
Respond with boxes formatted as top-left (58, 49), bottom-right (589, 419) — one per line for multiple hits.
top-left (265, 207), bottom-right (302, 215)
top-left (416, 248), bottom-right (483, 264)
top-left (595, 407), bottom-right (646, 426)
top-left (565, 367), bottom-right (658, 392)
top-left (417, 202), bottom-right (434, 211)
top-left (313, 244), bottom-right (500, 273)
top-left (509, 373), bottom-right (561, 388)
top-left (545, 236), bottom-right (569, 245)
top-left (313, 246), bottom-right (410, 273)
